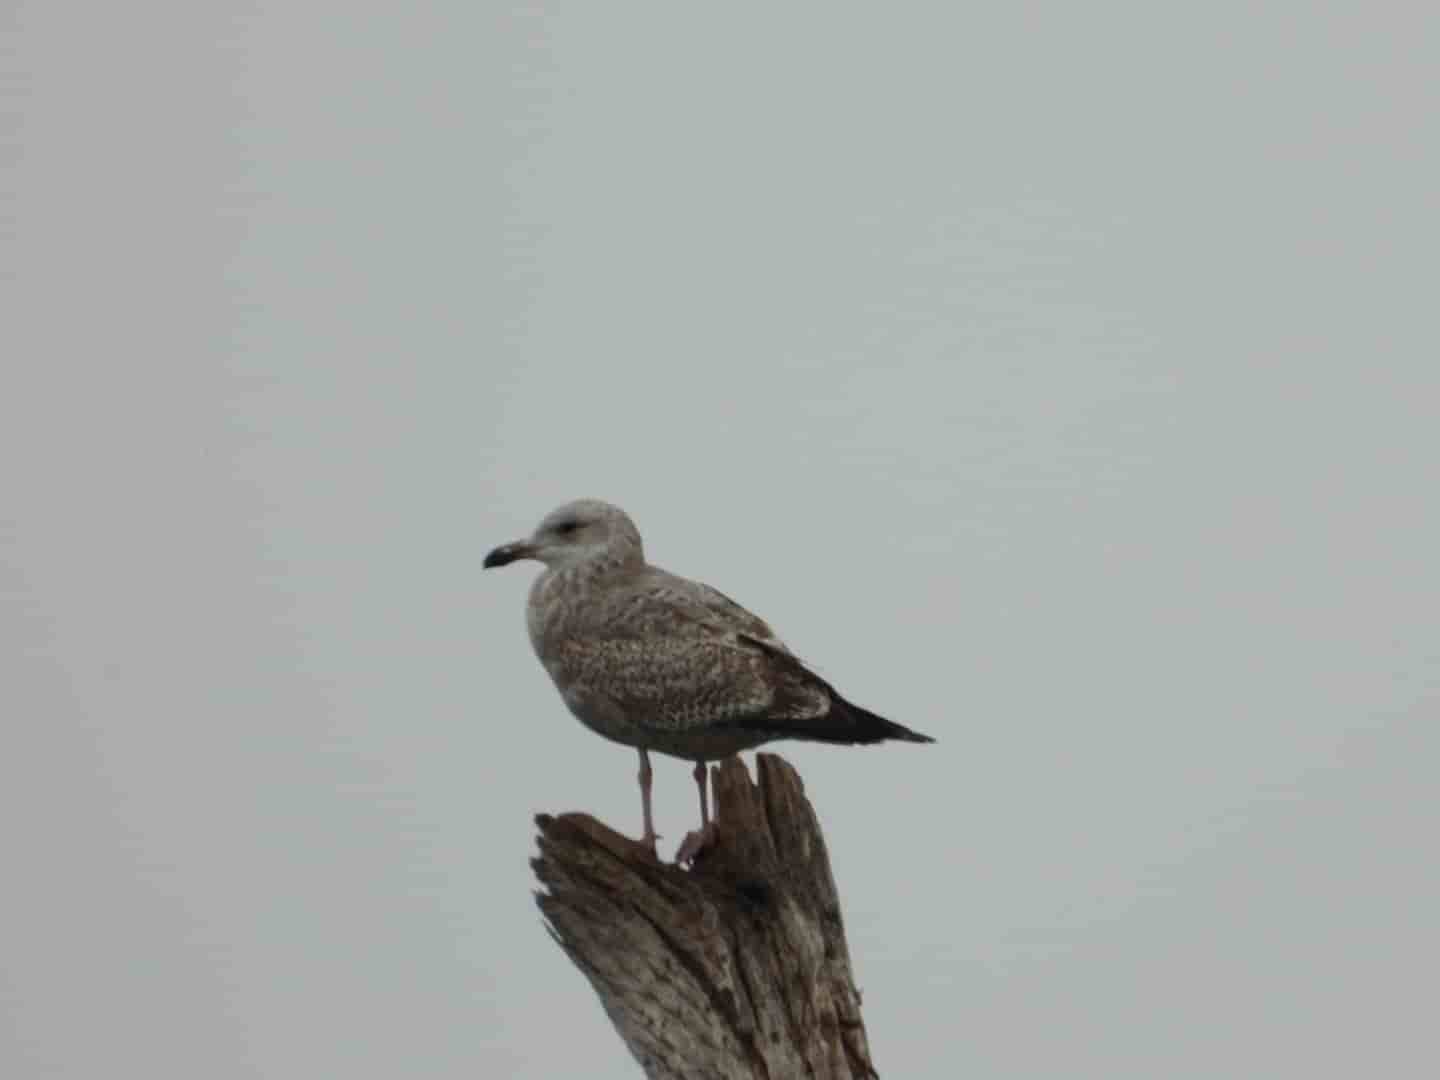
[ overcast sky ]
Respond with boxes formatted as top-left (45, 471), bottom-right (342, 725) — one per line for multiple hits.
top-left (5, 3), bottom-right (1438, 1077)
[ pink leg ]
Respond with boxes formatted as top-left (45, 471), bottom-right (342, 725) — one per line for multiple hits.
top-left (694, 760), bottom-right (711, 826)
top-left (675, 760), bottom-right (718, 866)
top-left (637, 748), bottom-right (658, 857)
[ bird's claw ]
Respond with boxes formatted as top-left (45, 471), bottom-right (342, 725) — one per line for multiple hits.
top-left (674, 822), bottom-right (718, 866)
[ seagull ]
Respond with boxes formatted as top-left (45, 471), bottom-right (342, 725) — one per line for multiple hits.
top-left (484, 499), bottom-right (935, 862)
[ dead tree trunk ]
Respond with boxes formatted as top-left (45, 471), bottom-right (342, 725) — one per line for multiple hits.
top-left (532, 753), bottom-right (879, 1080)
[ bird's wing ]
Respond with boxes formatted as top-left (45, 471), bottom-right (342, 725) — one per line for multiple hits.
top-left (547, 572), bottom-right (830, 734)
top-left (651, 574), bottom-right (797, 654)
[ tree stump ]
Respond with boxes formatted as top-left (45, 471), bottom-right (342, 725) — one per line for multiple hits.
top-left (532, 753), bottom-right (878, 1079)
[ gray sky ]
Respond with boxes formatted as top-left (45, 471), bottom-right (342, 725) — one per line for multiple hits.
top-left (5, 3), bottom-right (1437, 1077)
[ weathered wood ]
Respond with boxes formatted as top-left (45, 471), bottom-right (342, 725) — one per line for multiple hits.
top-left (532, 753), bottom-right (878, 1080)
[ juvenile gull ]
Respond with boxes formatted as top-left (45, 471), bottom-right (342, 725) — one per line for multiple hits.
top-left (483, 498), bottom-right (935, 862)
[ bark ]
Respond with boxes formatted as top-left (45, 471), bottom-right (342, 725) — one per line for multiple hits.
top-left (532, 753), bottom-right (879, 1080)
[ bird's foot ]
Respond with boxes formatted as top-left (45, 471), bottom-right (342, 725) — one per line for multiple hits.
top-left (674, 822), bottom-right (718, 867)
top-left (638, 829), bottom-right (661, 861)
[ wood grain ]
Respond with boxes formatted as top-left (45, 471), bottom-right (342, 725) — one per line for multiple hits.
top-left (533, 754), bottom-right (878, 1079)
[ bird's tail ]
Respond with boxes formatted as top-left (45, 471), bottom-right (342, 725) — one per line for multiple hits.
top-left (808, 694), bottom-right (936, 746)
top-left (735, 634), bottom-right (937, 746)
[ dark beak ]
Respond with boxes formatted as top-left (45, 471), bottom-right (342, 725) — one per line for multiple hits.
top-left (483, 541), bottom-right (533, 569)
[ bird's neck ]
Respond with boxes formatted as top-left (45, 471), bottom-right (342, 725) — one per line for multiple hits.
top-left (532, 555), bottom-right (640, 612)
top-left (556, 548), bottom-right (642, 583)
top-left (528, 556), bottom-right (642, 657)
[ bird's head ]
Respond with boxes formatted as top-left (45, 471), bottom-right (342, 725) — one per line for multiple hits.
top-left (483, 499), bottom-right (645, 572)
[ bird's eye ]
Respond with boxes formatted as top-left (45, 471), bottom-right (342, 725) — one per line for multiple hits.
top-left (555, 520), bottom-right (581, 536)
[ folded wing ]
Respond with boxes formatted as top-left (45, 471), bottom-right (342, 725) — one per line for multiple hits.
top-left (549, 570), bottom-right (933, 745)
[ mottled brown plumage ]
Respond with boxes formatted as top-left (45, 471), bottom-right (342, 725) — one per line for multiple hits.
top-left (484, 499), bottom-right (934, 860)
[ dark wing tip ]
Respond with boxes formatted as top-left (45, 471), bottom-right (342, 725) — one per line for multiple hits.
top-left (734, 633), bottom-right (938, 746)
top-left (872, 715), bottom-right (936, 744)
